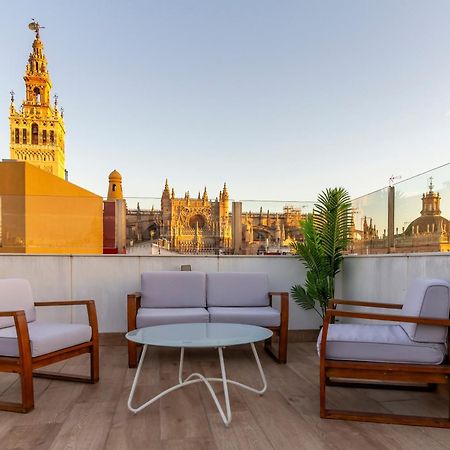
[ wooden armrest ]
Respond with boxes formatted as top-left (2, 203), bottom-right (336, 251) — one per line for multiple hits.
top-left (127, 292), bottom-right (141, 332)
top-left (0, 310), bottom-right (31, 362)
top-left (269, 292), bottom-right (288, 296)
top-left (0, 310), bottom-right (26, 317)
top-left (34, 300), bottom-right (98, 344)
top-left (328, 299), bottom-right (403, 309)
top-left (326, 309), bottom-right (450, 326)
top-left (35, 300), bottom-right (94, 307)
top-left (268, 292), bottom-right (289, 305)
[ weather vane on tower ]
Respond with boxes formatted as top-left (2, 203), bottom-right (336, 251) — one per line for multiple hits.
top-left (28, 19), bottom-right (45, 37)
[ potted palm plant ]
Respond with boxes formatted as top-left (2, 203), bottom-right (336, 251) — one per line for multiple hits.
top-left (291, 187), bottom-right (352, 321)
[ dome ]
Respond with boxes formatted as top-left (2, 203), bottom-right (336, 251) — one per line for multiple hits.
top-left (108, 169), bottom-right (122, 181)
top-left (404, 215), bottom-right (449, 235)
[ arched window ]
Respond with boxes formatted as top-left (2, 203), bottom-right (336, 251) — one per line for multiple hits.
top-left (34, 87), bottom-right (40, 104)
top-left (22, 129), bottom-right (27, 144)
top-left (112, 184), bottom-right (116, 192)
top-left (42, 130), bottom-right (47, 144)
top-left (15, 128), bottom-right (19, 144)
top-left (50, 130), bottom-right (54, 144)
top-left (32, 123), bottom-right (39, 145)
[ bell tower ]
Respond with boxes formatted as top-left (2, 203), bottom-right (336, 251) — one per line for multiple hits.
top-left (9, 21), bottom-right (66, 178)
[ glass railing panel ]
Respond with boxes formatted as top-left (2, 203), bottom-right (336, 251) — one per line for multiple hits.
top-left (393, 163), bottom-right (450, 252)
top-left (350, 187), bottom-right (389, 254)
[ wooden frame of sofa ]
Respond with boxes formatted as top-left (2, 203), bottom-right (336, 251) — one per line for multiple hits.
top-left (320, 299), bottom-right (450, 428)
top-left (0, 300), bottom-right (99, 413)
top-left (127, 291), bottom-right (289, 367)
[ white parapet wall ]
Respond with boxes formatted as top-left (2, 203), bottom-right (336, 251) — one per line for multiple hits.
top-left (0, 254), bottom-right (317, 332)
top-left (338, 253), bottom-right (450, 303)
top-left (1, 252), bottom-right (448, 332)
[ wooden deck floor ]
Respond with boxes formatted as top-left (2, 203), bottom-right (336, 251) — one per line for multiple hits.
top-left (0, 342), bottom-right (449, 449)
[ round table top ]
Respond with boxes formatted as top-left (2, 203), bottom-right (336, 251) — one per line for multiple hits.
top-left (126, 323), bottom-right (273, 348)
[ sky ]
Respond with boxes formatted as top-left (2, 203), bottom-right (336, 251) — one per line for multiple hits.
top-left (1, 0), bottom-right (450, 204)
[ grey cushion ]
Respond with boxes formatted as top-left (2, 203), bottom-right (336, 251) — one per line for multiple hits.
top-left (208, 306), bottom-right (280, 327)
top-left (0, 321), bottom-right (92, 357)
top-left (207, 272), bottom-right (270, 307)
top-left (136, 307), bottom-right (209, 328)
top-left (317, 323), bottom-right (445, 365)
top-left (0, 278), bottom-right (36, 329)
top-left (141, 271), bottom-right (206, 308)
top-left (401, 278), bottom-right (450, 344)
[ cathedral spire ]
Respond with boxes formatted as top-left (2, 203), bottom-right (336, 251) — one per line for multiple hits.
top-left (222, 182), bottom-right (228, 199)
top-left (162, 179), bottom-right (170, 199)
top-left (9, 21), bottom-right (66, 178)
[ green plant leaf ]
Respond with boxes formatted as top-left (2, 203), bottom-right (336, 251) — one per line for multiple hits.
top-left (291, 186), bottom-right (353, 323)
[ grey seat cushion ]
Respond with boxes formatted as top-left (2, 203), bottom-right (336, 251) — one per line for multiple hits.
top-left (136, 307), bottom-right (209, 328)
top-left (318, 323), bottom-right (445, 365)
top-left (208, 306), bottom-right (280, 327)
top-left (400, 278), bottom-right (450, 344)
top-left (0, 321), bottom-right (92, 357)
top-left (0, 278), bottom-right (36, 329)
top-left (207, 272), bottom-right (269, 307)
top-left (141, 271), bottom-right (206, 308)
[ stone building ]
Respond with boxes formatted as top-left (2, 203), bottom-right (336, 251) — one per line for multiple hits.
top-left (126, 182), bottom-right (304, 254)
top-left (9, 21), bottom-right (66, 179)
top-left (159, 180), bottom-right (232, 253)
top-left (103, 170), bottom-right (127, 254)
top-left (240, 206), bottom-right (303, 254)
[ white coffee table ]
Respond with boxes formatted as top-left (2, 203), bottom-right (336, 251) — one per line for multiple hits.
top-left (126, 322), bottom-right (273, 426)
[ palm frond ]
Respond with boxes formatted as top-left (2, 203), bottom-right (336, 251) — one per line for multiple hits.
top-left (291, 186), bottom-right (353, 322)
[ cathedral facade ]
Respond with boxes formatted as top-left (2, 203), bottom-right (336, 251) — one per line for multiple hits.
top-left (160, 181), bottom-right (232, 253)
top-left (9, 22), bottom-right (65, 178)
top-left (126, 182), bottom-right (304, 254)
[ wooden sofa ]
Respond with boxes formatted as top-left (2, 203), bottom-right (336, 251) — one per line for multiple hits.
top-left (127, 271), bottom-right (289, 367)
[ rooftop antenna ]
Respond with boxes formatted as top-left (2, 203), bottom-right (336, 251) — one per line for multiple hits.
top-left (389, 175), bottom-right (401, 187)
top-left (28, 19), bottom-right (45, 37)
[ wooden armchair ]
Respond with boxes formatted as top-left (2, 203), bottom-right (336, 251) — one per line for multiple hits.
top-left (319, 278), bottom-right (450, 428)
top-left (0, 279), bottom-right (99, 413)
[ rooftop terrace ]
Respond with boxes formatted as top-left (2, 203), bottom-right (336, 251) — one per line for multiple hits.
top-left (0, 232), bottom-right (449, 449)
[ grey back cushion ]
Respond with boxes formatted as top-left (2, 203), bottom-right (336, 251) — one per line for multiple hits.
top-left (141, 271), bottom-right (206, 308)
top-left (401, 278), bottom-right (450, 343)
top-left (0, 278), bottom-right (36, 329)
top-left (207, 272), bottom-right (269, 307)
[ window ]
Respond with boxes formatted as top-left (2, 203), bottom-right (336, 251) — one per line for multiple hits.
top-left (15, 128), bottom-right (19, 144)
top-left (34, 87), bottom-right (40, 104)
top-left (50, 130), bottom-right (54, 144)
top-left (42, 130), bottom-right (47, 144)
top-left (22, 129), bottom-right (27, 144)
top-left (32, 123), bottom-right (39, 145)
top-left (112, 184), bottom-right (116, 192)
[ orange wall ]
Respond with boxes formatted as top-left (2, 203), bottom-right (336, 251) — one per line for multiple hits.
top-left (0, 161), bottom-right (103, 254)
